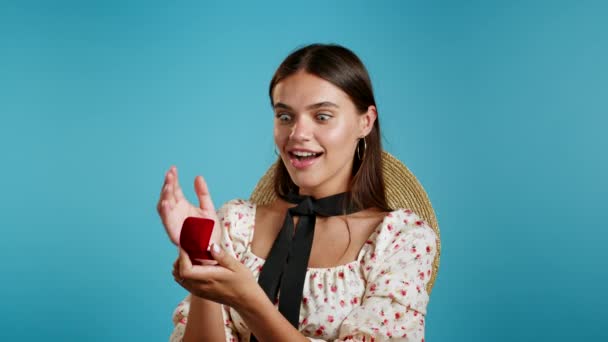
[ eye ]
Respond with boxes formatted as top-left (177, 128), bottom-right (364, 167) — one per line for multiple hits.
top-left (276, 112), bottom-right (292, 122)
top-left (316, 113), bottom-right (332, 121)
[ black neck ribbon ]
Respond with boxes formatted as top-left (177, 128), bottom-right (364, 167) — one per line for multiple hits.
top-left (251, 192), bottom-right (360, 341)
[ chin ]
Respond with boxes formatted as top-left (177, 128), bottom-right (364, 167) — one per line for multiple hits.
top-left (287, 173), bottom-right (322, 192)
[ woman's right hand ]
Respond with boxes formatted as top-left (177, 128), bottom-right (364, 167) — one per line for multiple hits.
top-left (157, 166), bottom-right (220, 246)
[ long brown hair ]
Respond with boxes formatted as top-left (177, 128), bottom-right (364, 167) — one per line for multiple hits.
top-left (269, 43), bottom-right (390, 212)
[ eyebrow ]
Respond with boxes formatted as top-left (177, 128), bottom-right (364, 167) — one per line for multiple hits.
top-left (273, 101), bottom-right (339, 111)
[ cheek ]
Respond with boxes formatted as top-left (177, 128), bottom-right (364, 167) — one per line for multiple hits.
top-left (274, 126), bottom-right (287, 146)
top-left (321, 127), bottom-right (357, 151)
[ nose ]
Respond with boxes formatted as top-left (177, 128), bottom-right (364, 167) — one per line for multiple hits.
top-left (289, 116), bottom-right (313, 141)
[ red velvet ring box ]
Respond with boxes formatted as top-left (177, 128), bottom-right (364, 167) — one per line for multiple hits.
top-left (179, 217), bottom-right (215, 265)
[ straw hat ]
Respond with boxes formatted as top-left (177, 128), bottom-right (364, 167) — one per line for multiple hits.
top-left (250, 150), bottom-right (441, 294)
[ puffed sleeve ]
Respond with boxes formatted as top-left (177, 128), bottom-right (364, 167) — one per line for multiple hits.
top-left (336, 209), bottom-right (438, 341)
top-left (169, 199), bottom-right (251, 342)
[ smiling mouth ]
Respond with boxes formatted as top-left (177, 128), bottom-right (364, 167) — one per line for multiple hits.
top-left (288, 151), bottom-right (324, 161)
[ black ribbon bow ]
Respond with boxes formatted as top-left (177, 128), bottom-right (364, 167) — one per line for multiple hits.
top-left (250, 192), bottom-right (360, 341)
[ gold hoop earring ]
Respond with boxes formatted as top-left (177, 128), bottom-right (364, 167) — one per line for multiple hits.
top-left (357, 137), bottom-right (367, 160)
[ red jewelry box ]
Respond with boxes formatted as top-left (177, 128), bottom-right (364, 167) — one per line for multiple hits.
top-left (179, 217), bottom-right (215, 265)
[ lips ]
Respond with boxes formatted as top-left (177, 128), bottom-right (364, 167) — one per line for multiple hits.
top-left (287, 149), bottom-right (324, 169)
top-left (288, 151), bottom-right (322, 159)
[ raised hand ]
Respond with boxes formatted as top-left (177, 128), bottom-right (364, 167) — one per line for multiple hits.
top-left (157, 166), bottom-right (220, 246)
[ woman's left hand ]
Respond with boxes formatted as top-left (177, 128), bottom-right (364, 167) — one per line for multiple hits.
top-left (172, 244), bottom-right (262, 310)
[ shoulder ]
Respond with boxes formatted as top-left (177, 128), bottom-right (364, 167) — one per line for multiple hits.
top-left (254, 198), bottom-right (290, 225)
top-left (386, 208), bottom-right (437, 238)
top-left (360, 208), bottom-right (438, 297)
top-left (368, 208), bottom-right (438, 260)
top-left (216, 198), bottom-right (256, 233)
top-left (217, 198), bottom-right (255, 219)
top-left (218, 198), bottom-right (255, 210)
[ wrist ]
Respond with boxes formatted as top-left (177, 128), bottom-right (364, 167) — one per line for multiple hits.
top-left (234, 283), bottom-right (269, 315)
top-left (191, 293), bottom-right (219, 306)
top-left (235, 286), bottom-right (309, 342)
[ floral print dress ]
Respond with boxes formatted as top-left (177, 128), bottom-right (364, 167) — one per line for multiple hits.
top-left (170, 199), bottom-right (437, 342)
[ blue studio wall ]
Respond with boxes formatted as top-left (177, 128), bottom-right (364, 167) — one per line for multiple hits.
top-left (1, 1), bottom-right (606, 341)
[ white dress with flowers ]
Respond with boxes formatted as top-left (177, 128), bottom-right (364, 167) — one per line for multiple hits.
top-left (170, 199), bottom-right (437, 342)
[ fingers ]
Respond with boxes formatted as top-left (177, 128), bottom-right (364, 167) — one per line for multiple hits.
top-left (172, 255), bottom-right (180, 275)
top-left (173, 273), bottom-right (187, 287)
top-left (172, 167), bottom-right (186, 203)
top-left (208, 243), bottom-right (239, 271)
top-left (167, 166), bottom-right (186, 203)
top-left (176, 246), bottom-right (231, 282)
top-left (172, 257), bottom-right (187, 286)
top-left (157, 166), bottom-right (189, 212)
top-left (178, 247), bottom-right (193, 277)
top-left (195, 175), bottom-right (216, 212)
top-left (157, 166), bottom-right (179, 214)
top-left (175, 248), bottom-right (195, 287)
top-left (159, 166), bottom-right (176, 196)
top-left (164, 172), bottom-right (178, 209)
top-left (195, 259), bottom-right (219, 266)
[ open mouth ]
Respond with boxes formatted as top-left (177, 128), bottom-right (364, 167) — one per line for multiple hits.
top-left (288, 151), bottom-right (323, 161)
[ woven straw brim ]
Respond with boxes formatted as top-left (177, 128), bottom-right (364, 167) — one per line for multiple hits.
top-left (250, 150), bottom-right (441, 294)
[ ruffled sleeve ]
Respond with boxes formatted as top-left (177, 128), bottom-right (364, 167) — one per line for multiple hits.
top-left (336, 209), bottom-right (438, 341)
top-left (169, 199), bottom-right (254, 342)
top-left (169, 294), bottom-right (190, 342)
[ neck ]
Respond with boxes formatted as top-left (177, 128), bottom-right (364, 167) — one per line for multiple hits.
top-left (297, 176), bottom-right (351, 199)
top-left (298, 186), bottom-right (349, 199)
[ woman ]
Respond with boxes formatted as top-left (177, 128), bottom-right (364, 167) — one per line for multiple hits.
top-left (158, 44), bottom-right (438, 341)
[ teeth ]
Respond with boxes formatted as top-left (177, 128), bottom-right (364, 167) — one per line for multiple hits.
top-left (292, 151), bottom-right (318, 157)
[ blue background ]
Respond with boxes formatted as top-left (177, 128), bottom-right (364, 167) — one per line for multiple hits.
top-left (1, 0), bottom-right (606, 340)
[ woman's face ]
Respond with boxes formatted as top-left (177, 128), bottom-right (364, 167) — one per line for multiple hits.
top-left (272, 71), bottom-right (376, 198)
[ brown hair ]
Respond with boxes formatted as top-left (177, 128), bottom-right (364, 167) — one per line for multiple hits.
top-left (269, 43), bottom-right (390, 212)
